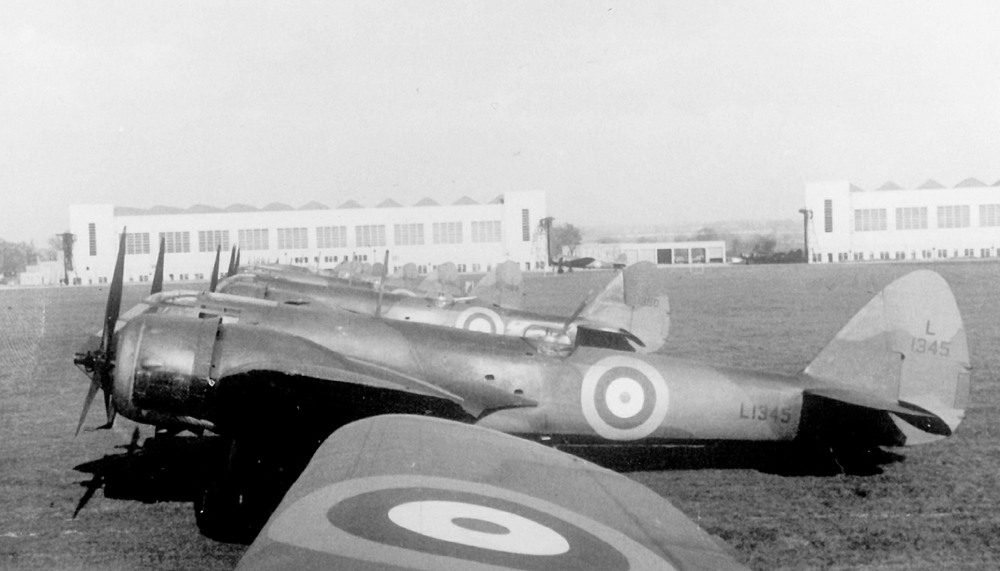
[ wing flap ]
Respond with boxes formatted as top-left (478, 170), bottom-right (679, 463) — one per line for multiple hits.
top-left (237, 415), bottom-right (749, 571)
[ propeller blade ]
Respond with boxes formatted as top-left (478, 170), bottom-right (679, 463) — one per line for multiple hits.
top-left (75, 378), bottom-right (101, 436)
top-left (234, 248), bottom-right (240, 272)
top-left (375, 250), bottom-right (390, 318)
top-left (209, 245), bottom-right (221, 292)
top-left (150, 236), bottom-right (165, 295)
top-left (102, 385), bottom-right (114, 423)
top-left (227, 246), bottom-right (237, 277)
top-left (100, 229), bottom-right (128, 357)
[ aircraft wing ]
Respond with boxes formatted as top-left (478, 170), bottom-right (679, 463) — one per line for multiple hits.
top-left (236, 415), bottom-right (749, 571)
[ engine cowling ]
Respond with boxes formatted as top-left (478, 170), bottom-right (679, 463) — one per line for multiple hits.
top-left (113, 313), bottom-right (222, 429)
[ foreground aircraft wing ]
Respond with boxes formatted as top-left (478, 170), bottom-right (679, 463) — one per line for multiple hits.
top-left (236, 415), bottom-right (749, 571)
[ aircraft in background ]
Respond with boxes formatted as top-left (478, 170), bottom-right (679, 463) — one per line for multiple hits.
top-left (219, 258), bottom-right (671, 354)
top-left (233, 414), bottom-right (751, 570)
top-left (74, 230), bottom-right (971, 541)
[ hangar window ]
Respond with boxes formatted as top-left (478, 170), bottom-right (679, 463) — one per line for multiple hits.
top-left (198, 230), bottom-right (229, 253)
top-left (472, 221), bottom-right (502, 243)
top-left (238, 228), bottom-right (269, 251)
top-left (159, 231), bottom-right (190, 254)
top-left (854, 209), bottom-right (886, 231)
top-left (979, 204), bottom-right (1000, 226)
top-left (394, 223), bottom-right (425, 246)
top-left (522, 209), bottom-right (530, 241)
top-left (277, 227), bottom-right (308, 250)
top-left (317, 226), bottom-right (347, 248)
top-left (937, 205), bottom-right (970, 228)
top-left (433, 222), bottom-right (463, 244)
top-left (823, 200), bottom-right (833, 232)
top-left (124, 232), bottom-right (150, 255)
top-left (356, 225), bottom-right (386, 247)
top-left (895, 207), bottom-right (928, 230)
top-left (88, 223), bottom-right (97, 256)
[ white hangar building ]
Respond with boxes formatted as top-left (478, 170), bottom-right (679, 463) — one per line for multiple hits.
top-left (67, 191), bottom-right (547, 285)
top-left (804, 179), bottom-right (1000, 264)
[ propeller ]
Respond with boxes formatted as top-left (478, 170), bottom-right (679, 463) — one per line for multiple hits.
top-left (234, 248), bottom-right (241, 273)
top-left (150, 236), bottom-right (165, 295)
top-left (374, 250), bottom-right (390, 318)
top-left (73, 228), bottom-right (127, 435)
top-left (209, 245), bottom-right (221, 292)
top-left (226, 246), bottom-right (237, 277)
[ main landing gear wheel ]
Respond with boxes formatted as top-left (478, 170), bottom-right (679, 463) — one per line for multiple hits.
top-left (194, 438), bottom-right (280, 544)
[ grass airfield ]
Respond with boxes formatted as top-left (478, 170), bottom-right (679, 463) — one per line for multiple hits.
top-left (0, 261), bottom-right (997, 570)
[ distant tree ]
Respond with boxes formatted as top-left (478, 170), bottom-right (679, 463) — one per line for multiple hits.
top-left (549, 223), bottom-right (582, 259)
top-left (694, 227), bottom-right (720, 241)
top-left (751, 235), bottom-right (778, 257)
top-left (0, 239), bottom-right (37, 277)
top-left (726, 235), bottom-right (743, 259)
top-left (596, 236), bottom-right (618, 244)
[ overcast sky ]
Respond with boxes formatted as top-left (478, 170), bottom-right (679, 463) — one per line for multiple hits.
top-left (3, 1), bottom-right (999, 244)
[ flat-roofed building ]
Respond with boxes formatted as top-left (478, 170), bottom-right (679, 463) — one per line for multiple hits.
top-left (804, 179), bottom-right (1000, 263)
top-left (68, 191), bottom-right (547, 285)
top-left (576, 240), bottom-right (727, 266)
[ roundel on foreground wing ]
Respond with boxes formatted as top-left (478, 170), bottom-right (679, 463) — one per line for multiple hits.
top-left (454, 307), bottom-right (506, 335)
top-left (581, 356), bottom-right (670, 440)
top-left (268, 475), bottom-right (672, 571)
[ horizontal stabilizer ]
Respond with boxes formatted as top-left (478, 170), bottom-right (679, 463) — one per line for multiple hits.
top-left (805, 388), bottom-right (952, 437)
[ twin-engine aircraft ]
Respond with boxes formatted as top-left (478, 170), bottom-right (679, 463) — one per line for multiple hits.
top-left (75, 232), bottom-right (970, 549)
top-left (219, 256), bottom-right (671, 354)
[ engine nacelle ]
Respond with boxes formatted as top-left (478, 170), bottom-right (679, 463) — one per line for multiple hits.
top-left (113, 314), bottom-right (222, 429)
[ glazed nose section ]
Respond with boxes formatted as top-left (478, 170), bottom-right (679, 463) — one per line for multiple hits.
top-left (113, 314), bottom-right (221, 422)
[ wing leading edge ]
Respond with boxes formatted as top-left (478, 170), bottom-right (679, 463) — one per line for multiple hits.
top-left (236, 415), bottom-right (749, 571)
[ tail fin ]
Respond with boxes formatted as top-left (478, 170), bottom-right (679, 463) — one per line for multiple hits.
top-left (803, 270), bottom-right (971, 445)
top-left (417, 262), bottom-right (464, 295)
top-left (470, 260), bottom-right (524, 309)
top-left (579, 261), bottom-right (670, 353)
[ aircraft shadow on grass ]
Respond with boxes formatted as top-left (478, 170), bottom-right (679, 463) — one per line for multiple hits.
top-left (557, 442), bottom-right (906, 476)
top-left (73, 434), bottom-right (224, 516)
top-left (71, 431), bottom-right (906, 520)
